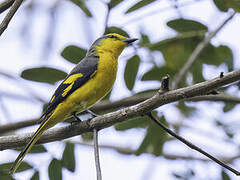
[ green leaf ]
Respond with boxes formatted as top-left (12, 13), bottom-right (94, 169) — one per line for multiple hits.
top-left (167, 18), bottom-right (208, 33)
top-left (21, 67), bottom-right (67, 84)
top-left (213, 0), bottom-right (229, 12)
top-left (81, 132), bottom-right (93, 141)
top-left (215, 45), bottom-right (233, 71)
top-left (30, 171), bottom-right (39, 180)
top-left (172, 173), bottom-right (183, 178)
top-left (105, 26), bottom-right (129, 37)
top-left (223, 103), bottom-right (236, 112)
top-left (125, 0), bottom-right (156, 14)
top-left (148, 34), bottom-right (210, 86)
top-left (221, 170), bottom-right (231, 180)
top-left (136, 116), bottom-right (169, 156)
top-left (14, 145), bottom-right (47, 154)
top-left (216, 120), bottom-right (224, 126)
top-left (115, 116), bottom-right (150, 131)
top-left (0, 171), bottom-right (13, 180)
top-left (197, 44), bottom-right (233, 67)
top-left (69, 0), bottom-right (92, 17)
top-left (48, 159), bottom-right (62, 180)
top-left (61, 45), bottom-right (87, 64)
top-left (225, 0), bottom-right (240, 12)
top-left (149, 31), bottom-right (205, 51)
top-left (0, 162), bottom-right (32, 174)
top-left (198, 44), bottom-right (219, 65)
top-left (191, 62), bottom-right (204, 83)
top-left (109, 0), bottom-right (123, 9)
top-left (15, 162), bottom-right (32, 173)
top-left (124, 55), bottom-right (140, 90)
top-left (138, 32), bottom-right (151, 47)
top-left (152, 38), bottom-right (201, 70)
top-left (225, 131), bottom-right (234, 138)
top-left (61, 142), bottom-right (75, 172)
top-left (0, 164), bottom-right (14, 180)
top-left (141, 66), bottom-right (173, 81)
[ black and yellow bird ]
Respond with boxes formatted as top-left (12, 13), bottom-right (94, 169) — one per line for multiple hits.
top-left (10, 33), bottom-right (137, 174)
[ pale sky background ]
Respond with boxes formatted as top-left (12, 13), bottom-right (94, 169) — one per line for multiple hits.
top-left (0, 0), bottom-right (240, 179)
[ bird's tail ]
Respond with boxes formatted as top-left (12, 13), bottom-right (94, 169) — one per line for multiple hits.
top-left (9, 120), bottom-right (49, 174)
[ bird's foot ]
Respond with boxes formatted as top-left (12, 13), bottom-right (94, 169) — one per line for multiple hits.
top-left (71, 112), bottom-right (82, 125)
top-left (85, 109), bottom-right (98, 117)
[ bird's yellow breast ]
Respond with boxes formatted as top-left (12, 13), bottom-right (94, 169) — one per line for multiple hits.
top-left (47, 52), bottom-right (118, 126)
top-left (70, 51), bottom-right (118, 108)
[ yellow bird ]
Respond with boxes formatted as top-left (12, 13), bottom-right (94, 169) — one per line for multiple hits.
top-left (10, 33), bottom-right (137, 174)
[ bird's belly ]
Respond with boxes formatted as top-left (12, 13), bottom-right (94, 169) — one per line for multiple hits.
top-left (50, 54), bottom-right (117, 123)
top-left (68, 63), bottom-right (117, 112)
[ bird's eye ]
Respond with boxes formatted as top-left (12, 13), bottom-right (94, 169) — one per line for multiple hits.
top-left (108, 35), bottom-right (116, 39)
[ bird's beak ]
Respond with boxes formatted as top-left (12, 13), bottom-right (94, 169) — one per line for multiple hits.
top-left (122, 38), bottom-right (138, 45)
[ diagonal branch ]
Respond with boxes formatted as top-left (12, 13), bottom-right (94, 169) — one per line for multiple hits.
top-left (173, 11), bottom-right (236, 89)
top-left (0, 70), bottom-right (240, 151)
top-left (147, 112), bottom-right (240, 176)
top-left (0, 0), bottom-right (14, 14)
top-left (0, 0), bottom-right (24, 36)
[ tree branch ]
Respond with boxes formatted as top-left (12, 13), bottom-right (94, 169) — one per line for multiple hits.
top-left (103, 3), bottom-right (110, 34)
top-left (0, 0), bottom-right (24, 36)
top-left (0, 92), bottom-right (155, 134)
top-left (1, 92), bottom-right (239, 135)
top-left (0, 118), bottom-right (38, 135)
top-left (0, 0), bottom-right (14, 14)
top-left (0, 70), bottom-right (240, 150)
top-left (147, 112), bottom-right (240, 175)
top-left (187, 94), bottom-right (240, 103)
top-left (173, 11), bottom-right (236, 89)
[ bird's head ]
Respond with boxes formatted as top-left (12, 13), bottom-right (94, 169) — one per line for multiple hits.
top-left (88, 33), bottom-right (137, 57)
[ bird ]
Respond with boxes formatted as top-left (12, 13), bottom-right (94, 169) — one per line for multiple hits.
top-left (10, 33), bottom-right (137, 174)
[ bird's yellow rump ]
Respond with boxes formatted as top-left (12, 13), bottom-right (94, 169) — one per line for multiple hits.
top-left (10, 33), bottom-right (137, 174)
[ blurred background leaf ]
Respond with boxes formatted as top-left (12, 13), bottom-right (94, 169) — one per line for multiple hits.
top-left (61, 45), bottom-right (87, 64)
top-left (48, 159), bottom-right (62, 180)
top-left (124, 55), bottom-right (140, 90)
top-left (105, 26), bottom-right (129, 37)
top-left (125, 0), bottom-right (156, 14)
top-left (21, 67), bottom-right (67, 84)
top-left (69, 0), bottom-right (92, 17)
top-left (14, 145), bottom-right (47, 154)
top-left (167, 18), bottom-right (208, 33)
top-left (61, 142), bottom-right (75, 172)
top-left (136, 115), bottom-right (169, 156)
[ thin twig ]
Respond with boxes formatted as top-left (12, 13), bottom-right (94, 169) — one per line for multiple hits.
top-left (173, 11), bottom-right (236, 89)
top-left (0, 118), bottom-right (37, 135)
top-left (147, 112), bottom-right (240, 176)
top-left (0, 0), bottom-right (14, 14)
top-left (103, 3), bottom-right (110, 34)
top-left (93, 128), bottom-right (102, 180)
top-left (0, 0), bottom-right (24, 36)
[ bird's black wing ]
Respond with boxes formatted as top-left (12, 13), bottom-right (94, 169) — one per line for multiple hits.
top-left (40, 55), bottom-right (99, 119)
